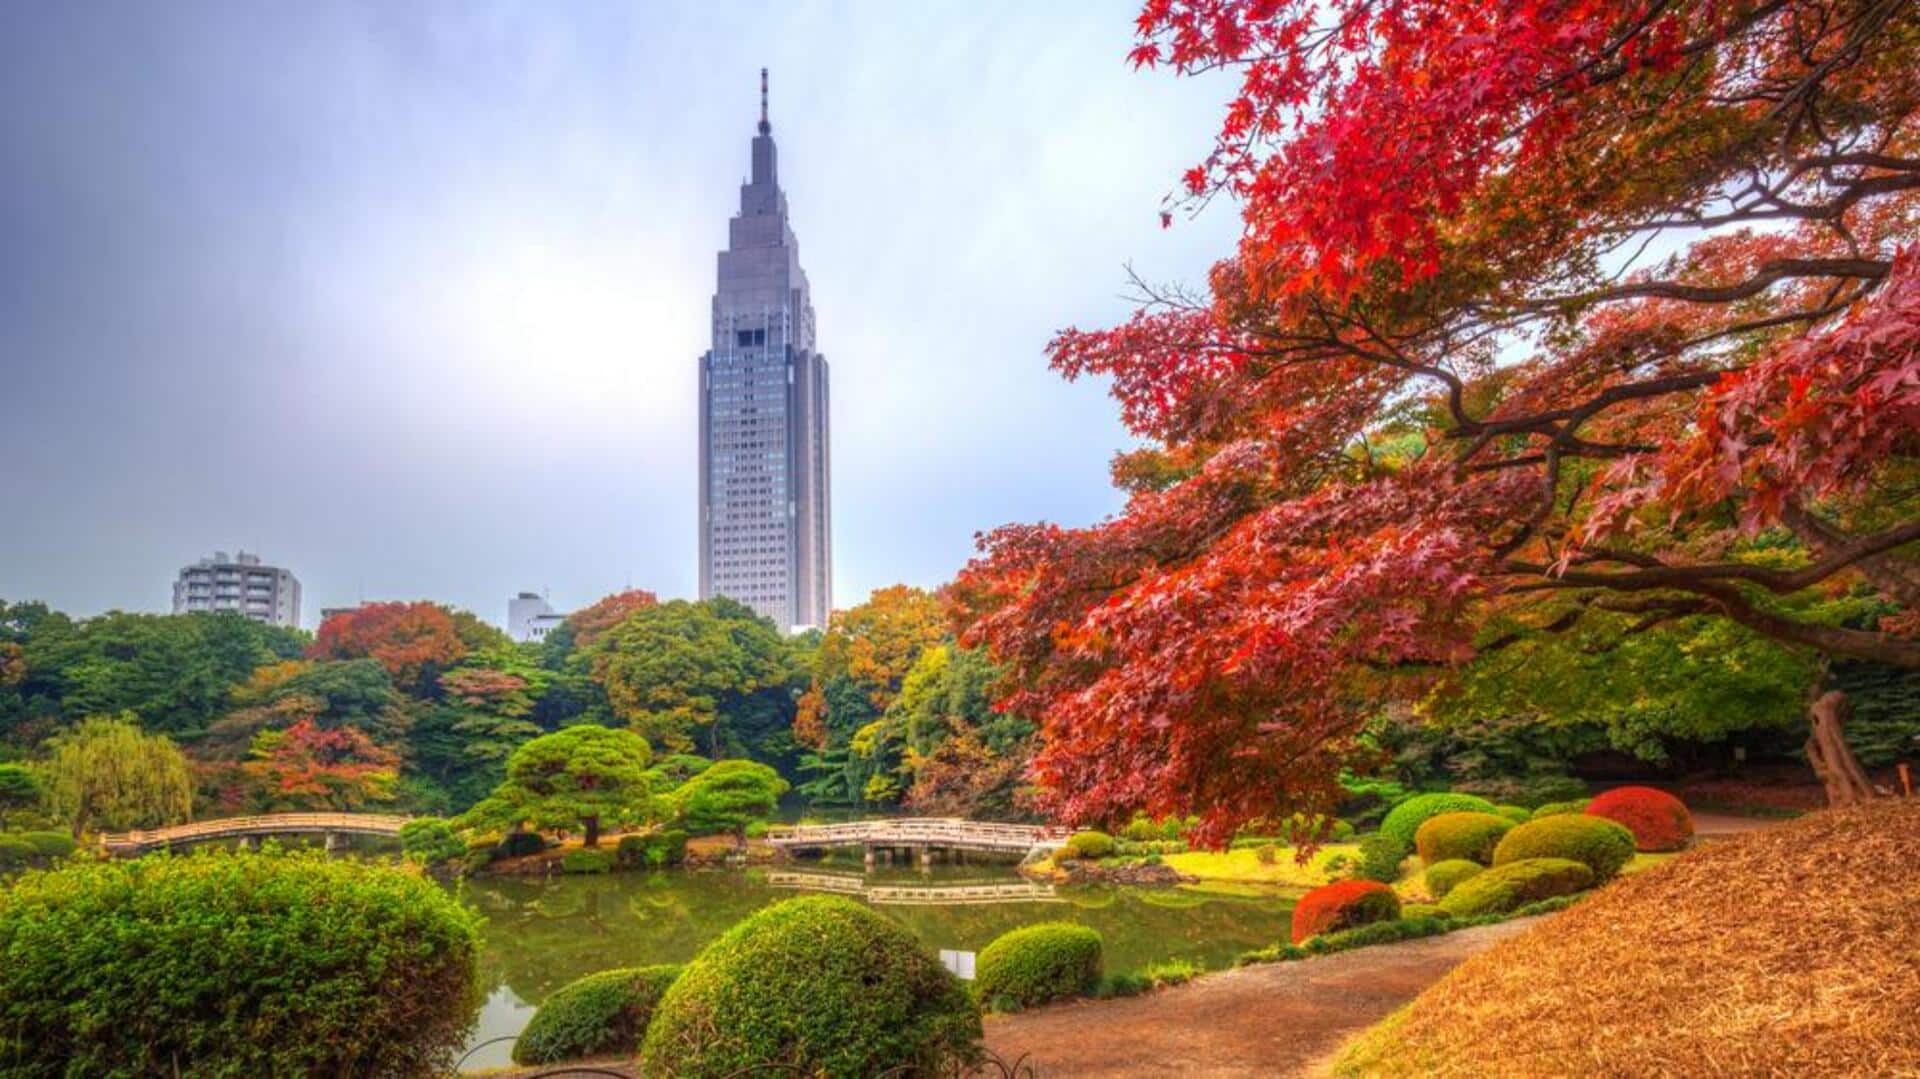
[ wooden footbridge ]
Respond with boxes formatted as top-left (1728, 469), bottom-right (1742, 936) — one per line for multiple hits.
top-left (765, 818), bottom-right (1073, 868)
top-left (766, 869), bottom-right (1060, 905)
top-left (98, 813), bottom-right (412, 856)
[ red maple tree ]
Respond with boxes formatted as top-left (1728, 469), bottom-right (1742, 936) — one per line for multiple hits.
top-left (310, 601), bottom-right (468, 691)
top-left (954, 0), bottom-right (1918, 841)
top-left (238, 718), bottom-right (399, 812)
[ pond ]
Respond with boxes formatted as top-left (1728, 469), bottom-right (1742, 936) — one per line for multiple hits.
top-left (455, 862), bottom-right (1298, 1070)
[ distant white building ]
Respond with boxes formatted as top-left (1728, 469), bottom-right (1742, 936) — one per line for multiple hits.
top-left (508, 592), bottom-right (568, 643)
top-left (173, 550), bottom-right (301, 628)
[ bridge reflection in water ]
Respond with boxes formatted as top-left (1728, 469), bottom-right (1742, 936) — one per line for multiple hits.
top-left (765, 869), bottom-right (1061, 906)
top-left (766, 817), bottom-right (1072, 869)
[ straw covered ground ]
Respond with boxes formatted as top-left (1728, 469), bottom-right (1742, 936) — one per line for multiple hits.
top-left (1332, 798), bottom-right (1920, 1078)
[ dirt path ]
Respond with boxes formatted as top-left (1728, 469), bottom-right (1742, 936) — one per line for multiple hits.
top-left (983, 918), bottom-right (1538, 1079)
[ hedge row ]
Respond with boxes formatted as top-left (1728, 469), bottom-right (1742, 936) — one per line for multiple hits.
top-left (1439, 857), bottom-right (1594, 917)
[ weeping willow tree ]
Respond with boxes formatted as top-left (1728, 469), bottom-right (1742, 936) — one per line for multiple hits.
top-left (44, 714), bottom-right (193, 836)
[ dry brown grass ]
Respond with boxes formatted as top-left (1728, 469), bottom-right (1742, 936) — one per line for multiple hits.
top-left (1334, 798), bottom-right (1920, 1078)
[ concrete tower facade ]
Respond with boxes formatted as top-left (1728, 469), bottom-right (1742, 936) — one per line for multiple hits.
top-left (698, 71), bottom-right (831, 632)
top-left (172, 550), bottom-right (301, 628)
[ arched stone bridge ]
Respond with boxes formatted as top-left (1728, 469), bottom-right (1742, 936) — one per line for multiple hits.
top-left (765, 817), bottom-right (1073, 868)
top-left (98, 813), bottom-right (412, 856)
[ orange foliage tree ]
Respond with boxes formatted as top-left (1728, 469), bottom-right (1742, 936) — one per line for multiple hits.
top-left (310, 602), bottom-right (468, 694)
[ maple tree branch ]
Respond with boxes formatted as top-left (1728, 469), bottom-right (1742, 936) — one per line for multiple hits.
top-left (1527, 257), bottom-right (1888, 309)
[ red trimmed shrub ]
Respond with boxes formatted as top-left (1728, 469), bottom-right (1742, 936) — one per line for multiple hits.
top-left (1290, 880), bottom-right (1401, 944)
top-left (1586, 786), bottom-right (1693, 852)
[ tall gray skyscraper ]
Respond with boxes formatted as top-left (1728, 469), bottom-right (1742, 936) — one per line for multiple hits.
top-left (698, 71), bottom-right (831, 632)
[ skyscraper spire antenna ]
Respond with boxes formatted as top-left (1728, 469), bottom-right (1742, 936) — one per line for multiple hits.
top-left (758, 68), bottom-right (770, 135)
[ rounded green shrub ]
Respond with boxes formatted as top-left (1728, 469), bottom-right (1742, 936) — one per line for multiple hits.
top-left (640, 896), bottom-right (979, 1076)
top-left (1493, 814), bottom-right (1636, 882)
top-left (0, 848), bottom-right (480, 1077)
top-left (1123, 814), bottom-right (1187, 841)
top-left (1413, 812), bottom-right (1516, 865)
top-left (1401, 903), bottom-right (1451, 920)
top-left (398, 817), bottom-right (464, 866)
top-left (1494, 804), bottom-right (1532, 824)
top-left (512, 964), bottom-right (680, 1065)
top-left (1379, 793), bottom-right (1499, 851)
top-left (561, 848), bottom-right (613, 874)
top-left (1061, 830), bottom-right (1116, 860)
top-left (1531, 799), bottom-right (1592, 819)
top-left (1423, 858), bottom-right (1484, 898)
top-left (974, 922), bottom-right (1104, 1009)
top-left (1439, 857), bottom-right (1595, 917)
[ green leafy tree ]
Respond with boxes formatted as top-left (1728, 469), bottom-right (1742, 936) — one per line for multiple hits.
top-left (43, 714), bottom-right (193, 835)
top-left (463, 726), bottom-right (653, 847)
top-left (25, 611), bottom-right (296, 737)
top-left (0, 762), bottom-right (40, 826)
top-left (585, 600), bottom-right (793, 755)
top-left (1429, 611), bottom-right (1820, 761)
top-left (671, 759), bottom-right (788, 840)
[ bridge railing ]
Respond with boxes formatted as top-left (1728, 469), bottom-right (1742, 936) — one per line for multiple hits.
top-left (100, 813), bottom-right (413, 851)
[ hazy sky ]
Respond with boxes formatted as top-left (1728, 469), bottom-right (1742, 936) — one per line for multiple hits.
top-left (0, 1), bottom-right (1240, 628)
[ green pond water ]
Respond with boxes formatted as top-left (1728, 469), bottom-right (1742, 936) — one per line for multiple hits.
top-left (455, 863), bottom-right (1298, 1070)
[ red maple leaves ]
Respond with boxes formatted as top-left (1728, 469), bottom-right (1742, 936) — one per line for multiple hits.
top-left (953, 0), bottom-right (1919, 839)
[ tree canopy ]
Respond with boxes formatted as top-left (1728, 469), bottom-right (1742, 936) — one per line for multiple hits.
top-left (955, 0), bottom-right (1920, 840)
top-left (43, 715), bottom-right (194, 835)
top-left (462, 725), bottom-right (654, 847)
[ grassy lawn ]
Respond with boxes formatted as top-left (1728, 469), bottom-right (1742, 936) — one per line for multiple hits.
top-left (1161, 844), bottom-right (1358, 887)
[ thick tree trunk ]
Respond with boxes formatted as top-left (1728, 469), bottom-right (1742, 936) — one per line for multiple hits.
top-left (1805, 690), bottom-right (1878, 806)
top-left (583, 815), bottom-right (601, 848)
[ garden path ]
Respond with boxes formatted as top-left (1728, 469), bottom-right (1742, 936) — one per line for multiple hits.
top-left (982, 918), bottom-right (1538, 1078)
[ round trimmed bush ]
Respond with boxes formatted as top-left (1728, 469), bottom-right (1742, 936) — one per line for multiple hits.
top-left (1380, 793), bottom-right (1499, 851)
top-left (639, 896), bottom-right (979, 1076)
top-left (1493, 814), bottom-right (1636, 882)
top-left (1439, 857), bottom-right (1594, 917)
top-left (1060, 830), bottom-right (1116, 860)
top-left (1532, 798), bottom-right (1591, 819)
top-left (1493, 804), bottom-right (1532, 824)
top-left (1401, 903), bottom-right (1451, 920)
top-left (1587, 785), bottom-right (1694, 851)
top-left (1291, 879), bottom-right (1402, 943)
top-left (1424, 858), bottom-right (1485, 898)
top-left (512, 964), bottom-right (680, 1065)
top-left (974, 922), bottom-right (1104, 1009)
top-left (0, 848), bottom-right (480, 1077)
top-left (1414, 812), bottom-right (1516, 865)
